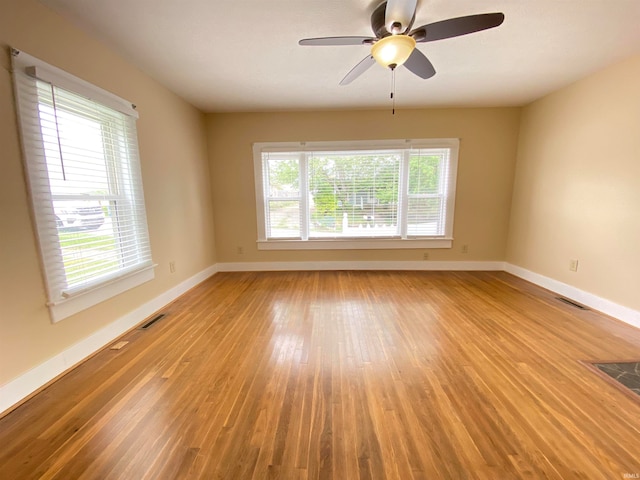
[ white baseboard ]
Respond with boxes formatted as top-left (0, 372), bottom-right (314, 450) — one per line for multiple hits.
top-left (0, 264), bottom-right (219, 416)
top-left (217, 260), bottom-right (506, 272)
top-left (504, 263), bottom-right (640, 330)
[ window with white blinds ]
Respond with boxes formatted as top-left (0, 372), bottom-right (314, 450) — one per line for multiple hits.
top-left (254, 139), bottom-right (459, 250)
top-left (12, 49), bottom-right (154, 322)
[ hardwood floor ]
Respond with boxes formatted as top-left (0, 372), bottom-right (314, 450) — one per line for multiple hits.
top-left (1, 271), bottom-right (640, 479)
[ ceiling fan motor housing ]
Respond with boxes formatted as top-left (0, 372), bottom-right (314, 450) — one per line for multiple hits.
top-left (371, 2), bottom-right (389, 38)
top-left (372, 1), bottom-right (416, 38)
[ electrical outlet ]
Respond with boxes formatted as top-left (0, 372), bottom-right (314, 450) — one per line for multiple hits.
top-left (236, 246), bottom-right (244, 255)
top-left (423, 252), bottom-right (429, 260)
top-left (169, 261), bottom-right (176, 273)
top-left (461, 244), bottom-right (469, 254)
top-left (569, 259), bottom-right (579, 272)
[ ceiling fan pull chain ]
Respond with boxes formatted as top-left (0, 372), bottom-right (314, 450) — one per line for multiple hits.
top-left (391, 67), bottom-right (396, 115)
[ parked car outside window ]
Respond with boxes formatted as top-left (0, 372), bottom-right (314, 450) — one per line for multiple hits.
top-left (53, 200), bottom-right (105, 230)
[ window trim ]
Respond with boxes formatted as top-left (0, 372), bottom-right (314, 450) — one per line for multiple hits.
top-left (253, 138), bottom-right (459, 250)
top-left (11, 49), bottom-right (154, 322)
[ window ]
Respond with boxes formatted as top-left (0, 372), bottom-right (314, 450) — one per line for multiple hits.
top-left (12, 49), bottom-right (154, 322)
top-left (254, 139), bottom-right (459, 250)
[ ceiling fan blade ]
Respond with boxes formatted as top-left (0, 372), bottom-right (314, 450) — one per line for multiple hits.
top-left (403, 48), bottom-right (436, 79)
top-left (340, 55), bottom-right (376, 85)
top-left (299, 36), bottom-right (375, 46)
top-left (385, 0), bottom-right (417, 33)
top-left (410, 13), bottom-right (505, 43)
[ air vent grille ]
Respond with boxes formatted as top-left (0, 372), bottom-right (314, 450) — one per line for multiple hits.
top-left (556, 297), bottom-right (589, 310)
top-left (140, 313), bottom-right (166, 330)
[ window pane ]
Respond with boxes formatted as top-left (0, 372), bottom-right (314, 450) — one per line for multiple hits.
top-left (54, 199), bottom-right (105, 231)
top-left (407, 197), bottom-right (443, 236)
top-left (266, 156), bottom-right (299, 197)
top-left (54, 199), bottom-right (120, 288)
top-left (408, 154), bottom-right (441, 195)
top-left (267, 200), bottom-right (300, 238)
top-left (38, 101), bottom-right (110, 196)
top-left (308, 152), bottom-right (400, 238)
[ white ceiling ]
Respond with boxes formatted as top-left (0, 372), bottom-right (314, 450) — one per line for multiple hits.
top-left (38, 0), bottom-right (640, 112)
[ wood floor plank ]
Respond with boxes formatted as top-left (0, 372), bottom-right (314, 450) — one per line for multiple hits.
top-left (2, 270), bottom-right (640, 479)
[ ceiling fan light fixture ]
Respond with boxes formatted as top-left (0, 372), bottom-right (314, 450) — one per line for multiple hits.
top-left (371, 35), bottom-right (416, 68)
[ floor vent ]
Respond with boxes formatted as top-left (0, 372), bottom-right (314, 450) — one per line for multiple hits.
top-left (556, 297), bottom-right (589, 310)
top-left (140, 313), bottom-right (166, 330)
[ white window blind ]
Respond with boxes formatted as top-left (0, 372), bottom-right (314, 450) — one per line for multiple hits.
top-left (254, 140), bottom-right (459, 249)
top-left (12, 49), bottom-right (154, 321)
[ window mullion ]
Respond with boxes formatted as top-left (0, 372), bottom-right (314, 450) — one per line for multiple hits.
top-left (300, 152), bottom-right (309, 241)
top-left (399, 149), bottom-right (410, 239)
top-left (262, 156), bottom-right (271, 238)
top-left (438, 153), bottom-right (448, 234)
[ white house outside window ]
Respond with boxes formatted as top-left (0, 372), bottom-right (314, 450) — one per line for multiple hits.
top-left (12, 49), bottom-right (154, 322)
top-left (253, 139), bottom-right (459, 250)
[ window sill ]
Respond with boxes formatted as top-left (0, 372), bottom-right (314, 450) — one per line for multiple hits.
top-left (48, 266), bottom-right (155, 323)
top-left (257, 238), bottom-right (453, 251)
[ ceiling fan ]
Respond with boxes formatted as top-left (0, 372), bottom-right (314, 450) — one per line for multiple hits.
top-left (299, 0), bottom-right (505, 85)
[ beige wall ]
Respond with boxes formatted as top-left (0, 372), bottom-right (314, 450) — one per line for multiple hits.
top-left (507, 55), bottom-right (640, 312)
top-left (0, 0), bottom-right (216, 384)
top-left (207, 108), bottom-right (521, 263)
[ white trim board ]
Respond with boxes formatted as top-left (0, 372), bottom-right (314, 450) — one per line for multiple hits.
top-left (217, 260), bottom-right (506, 272)
top-left (0, 264), bottom-right (219, 416)
top-left (504, 263), bottom-right (640, 330)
